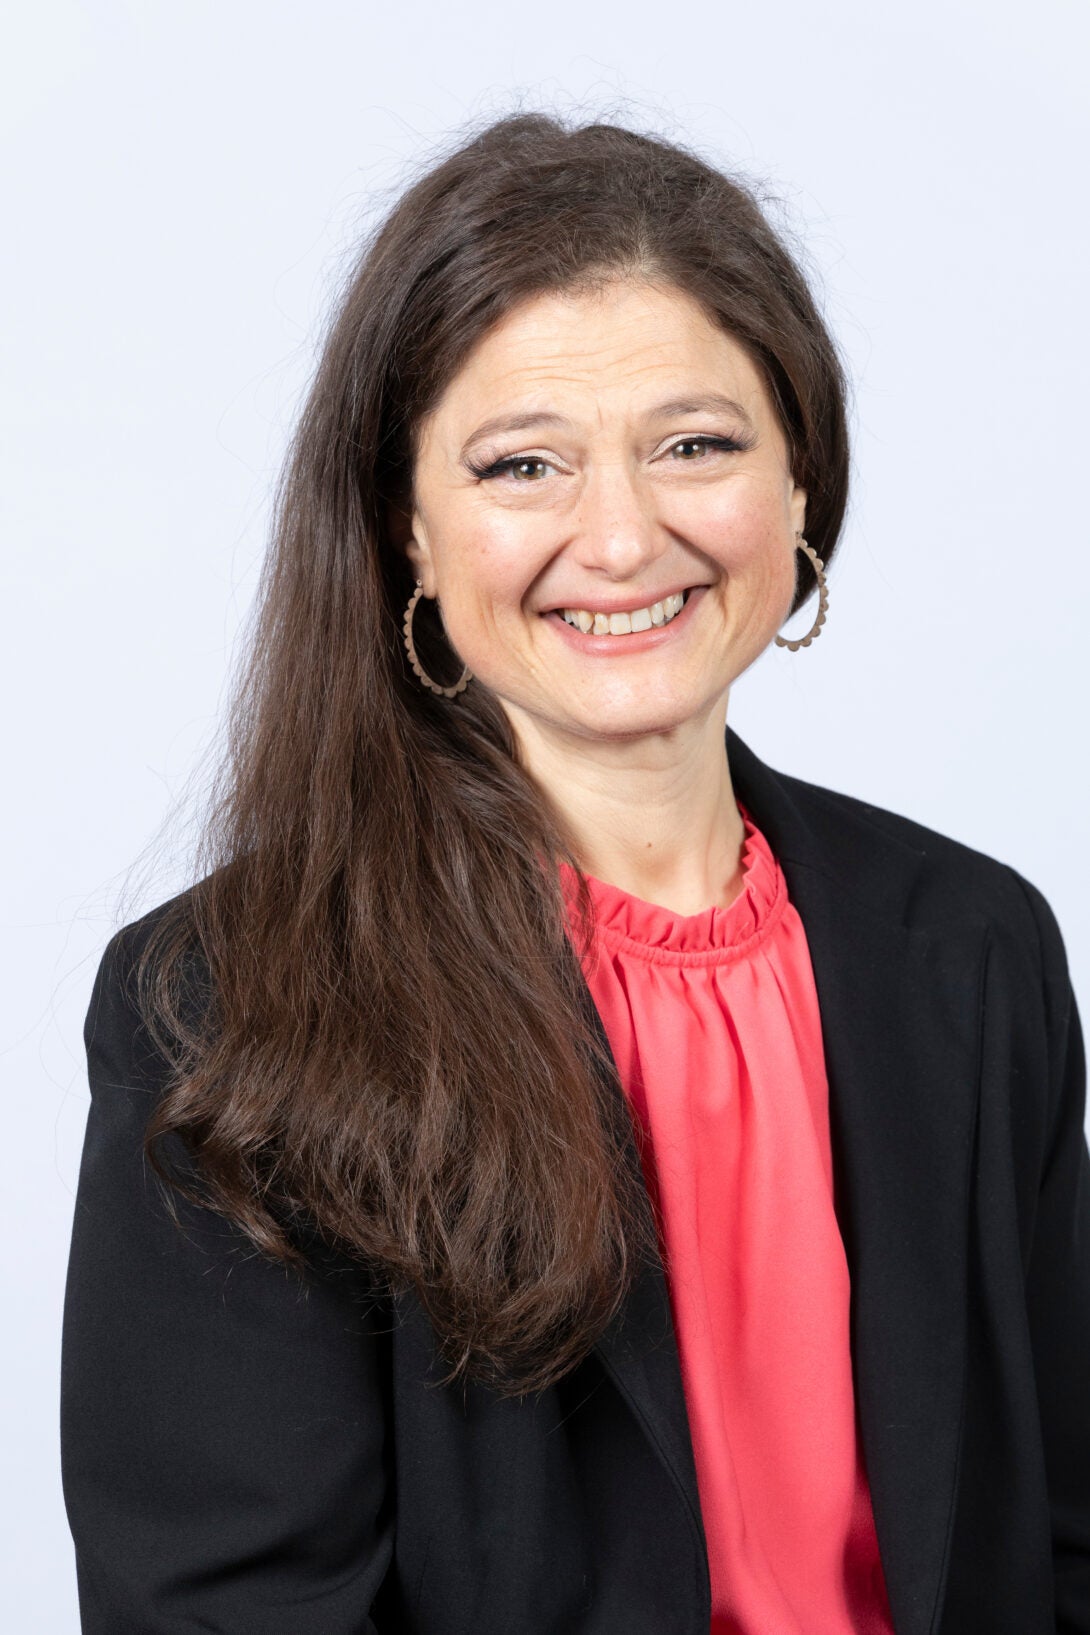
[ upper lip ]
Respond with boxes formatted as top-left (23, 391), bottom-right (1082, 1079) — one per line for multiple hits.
top-left (541, 584), bottom-right (708, 616)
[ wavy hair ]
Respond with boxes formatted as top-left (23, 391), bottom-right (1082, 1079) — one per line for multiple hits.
top-left (134, 111), bottom-right (851, 1397)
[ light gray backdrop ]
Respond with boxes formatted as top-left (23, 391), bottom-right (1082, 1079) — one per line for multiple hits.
top-left (4, 0), bottom-right (1087, 1625)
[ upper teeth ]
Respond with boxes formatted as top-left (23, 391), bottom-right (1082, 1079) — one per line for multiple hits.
top-left (560, 591), bottom-right (687, 635)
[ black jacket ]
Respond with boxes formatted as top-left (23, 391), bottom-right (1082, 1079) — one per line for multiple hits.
top-left (61, 730), bottom-right (1090, 1633)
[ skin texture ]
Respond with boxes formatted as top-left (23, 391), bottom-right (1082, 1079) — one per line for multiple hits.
top-left (405, 279), bottom-right (808, 914)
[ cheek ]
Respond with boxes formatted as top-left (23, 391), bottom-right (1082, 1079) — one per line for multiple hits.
top-left (452, 519), bottom-right (553, 618)
top-left (416, 474), bottom-right (541, 606)
top-left (686, 496), bottom-right (794, 597)
top-left (432, 525), bottom-right (546, 663)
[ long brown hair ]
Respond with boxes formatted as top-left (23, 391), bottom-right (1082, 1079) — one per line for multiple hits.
top-left (134, 112), bottom-right (851, 1398)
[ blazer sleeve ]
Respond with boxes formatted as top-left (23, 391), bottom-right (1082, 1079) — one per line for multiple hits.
top-left (1018, 876), bottom-right (1090, 1630)
top-left (60, 922), bottom-right (396, 1634)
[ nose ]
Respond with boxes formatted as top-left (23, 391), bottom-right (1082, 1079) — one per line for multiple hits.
top-left (570, 460), bottom-right (667, 581)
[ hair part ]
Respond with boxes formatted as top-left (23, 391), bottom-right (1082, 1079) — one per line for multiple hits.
top-left (135, 110), bottom-right (852, 1397)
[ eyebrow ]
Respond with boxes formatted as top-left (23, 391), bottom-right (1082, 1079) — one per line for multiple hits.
top-left (459, 392), bottom-right (756, 454)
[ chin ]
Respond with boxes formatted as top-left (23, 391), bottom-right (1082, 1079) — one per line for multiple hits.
top-left (564, 701), bottom-right (710, 743)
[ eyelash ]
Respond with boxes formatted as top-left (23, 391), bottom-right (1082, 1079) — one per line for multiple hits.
top-left (467, 434), bottom-right (752, 481)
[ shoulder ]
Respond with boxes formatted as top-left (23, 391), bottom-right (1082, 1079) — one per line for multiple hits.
top-left (772, 764), bottom-right (1065, 974)
top-left (84, 881), bottom-right (210, 1097)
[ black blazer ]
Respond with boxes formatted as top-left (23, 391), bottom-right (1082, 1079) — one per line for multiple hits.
top-left (61, 730), bottom-right (1090, 1634)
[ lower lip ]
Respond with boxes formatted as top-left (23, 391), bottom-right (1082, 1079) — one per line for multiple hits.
top-left (543, 587), bottom-right (707, 657)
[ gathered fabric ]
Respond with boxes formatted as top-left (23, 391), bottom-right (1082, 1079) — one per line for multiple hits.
top-left (560, 812), bottom-right (895, 1634)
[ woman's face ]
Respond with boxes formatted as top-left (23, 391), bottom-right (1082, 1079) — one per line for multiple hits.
top-left (405, 279), bottom-right (807, 749)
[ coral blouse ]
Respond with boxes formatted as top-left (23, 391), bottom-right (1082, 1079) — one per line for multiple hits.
top-left (560, 812), bottom-right (896, 1634)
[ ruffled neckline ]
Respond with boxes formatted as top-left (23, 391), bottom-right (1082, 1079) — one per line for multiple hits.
top-left (559, 807), bottom-right (787, 966)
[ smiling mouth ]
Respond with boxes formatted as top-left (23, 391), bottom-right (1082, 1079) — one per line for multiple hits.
top-left (555, 589), bottom-right (692, 637)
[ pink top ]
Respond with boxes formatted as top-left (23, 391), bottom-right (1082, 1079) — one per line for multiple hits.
top-left (560, 813), bottom-right (895, 1634)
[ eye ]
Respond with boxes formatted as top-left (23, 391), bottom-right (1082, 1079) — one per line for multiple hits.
top-left (666, 435), bottom-right (749, 460)
top-left (469, 454), bottom-right (554, 482)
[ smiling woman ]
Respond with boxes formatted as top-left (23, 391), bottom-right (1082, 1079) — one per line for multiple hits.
top-left (402, 280), bottom-right (812, 905)
top-left (60, 113), bottom-right (1089, 1635)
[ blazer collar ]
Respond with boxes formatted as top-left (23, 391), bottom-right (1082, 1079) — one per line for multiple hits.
top-left (591, 728), bottom-right (986, 1635)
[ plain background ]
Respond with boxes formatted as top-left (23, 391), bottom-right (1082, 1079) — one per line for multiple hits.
top-left (4, 0), bottom-right (1087, 1624)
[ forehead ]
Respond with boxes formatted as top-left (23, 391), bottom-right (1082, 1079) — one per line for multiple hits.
top-left (424, 280), bottom-right (772, 430)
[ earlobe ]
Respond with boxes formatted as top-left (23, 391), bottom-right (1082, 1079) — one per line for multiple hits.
top-left (404, 533), bottom-right (430, 589)
top-left (385, 502), bottom-right (434, 593)
top-left (790, 484), bottom-right (808, 537)
top-left (402, 506), bottom-right (431, 584)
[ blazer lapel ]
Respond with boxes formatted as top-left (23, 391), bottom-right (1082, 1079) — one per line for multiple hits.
top-left (586, 729), bottom-right (987, 1635)
top-left (730, 730), bottom-right (986, 1635)
top-left (786, 877), bottom-right (983, 1634)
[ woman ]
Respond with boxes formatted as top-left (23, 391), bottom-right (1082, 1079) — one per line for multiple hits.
top-left (61, 114), bottom-right (1089, 1634)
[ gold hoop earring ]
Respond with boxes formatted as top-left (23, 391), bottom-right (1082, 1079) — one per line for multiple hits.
top-left (402, 582), bottom-right (472, 698)
top-left (774, 533), bottom-right (829, 652)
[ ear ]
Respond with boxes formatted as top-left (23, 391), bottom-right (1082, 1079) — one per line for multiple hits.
top-left (789, 483), bottom-right (808, 539)
top-left (386, 501), bottom-right (437, 597)
top-left (404, 527), bottom-right (437, 597)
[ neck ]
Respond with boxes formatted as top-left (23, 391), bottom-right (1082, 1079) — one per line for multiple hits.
top-left (506, 695), bottom-right (747, 916)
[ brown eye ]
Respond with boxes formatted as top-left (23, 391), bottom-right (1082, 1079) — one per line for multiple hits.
top-left (470, 454), bottom-right (554, 481)
top-left (508, 458), bottom-right (549, 481)
top-left (666, 435), bottom-right (748, 462)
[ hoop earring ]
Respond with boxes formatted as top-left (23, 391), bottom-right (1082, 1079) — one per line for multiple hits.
top-left (402, 581), bottom-right (472, 698)
top-left (774, 533), bottom-right (829, 652)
